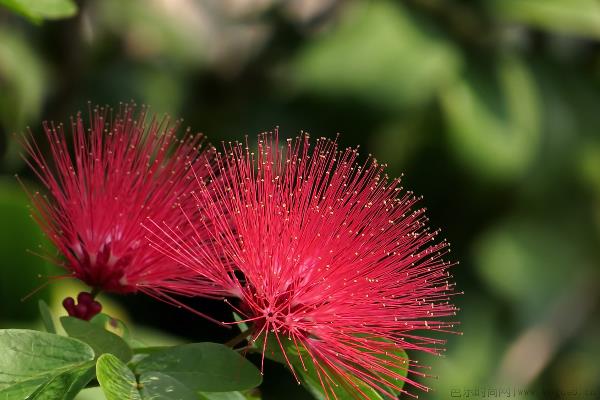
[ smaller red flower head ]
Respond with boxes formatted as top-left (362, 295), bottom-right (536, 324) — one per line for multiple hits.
top-left (19, 104), bottom-right (218, 316)
top-left (147, 132), bottom-right (460, 398)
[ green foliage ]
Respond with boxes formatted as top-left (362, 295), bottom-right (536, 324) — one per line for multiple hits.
top-left (38, 300), bottom-right (56, 334)
top-left (96, 354), bottom-right (141, 400)
top-left (135, 343), bottom-right (263, 392)
top-left (254, 334), bottom-right (407, 399)
top-left (474, 219), bottom-right (589, 320)
top-left (298, 362), bottom-right (383, 400)
top-left (0, 322), bottom-right (264, 399)
top-left (293, 1), bottom-right (462, 110)
top-left (369, 343), bottom-right (409, 397)
top-left (0, 180), bottom-right (52, 321)
top-left (197, 392), bottom-right (247, 400)
top-left (1, 305), bottom-right (265, 399)
top-left (138, 372), bottom-right (196, 400)
top-left (89, 314), bottom-right (130, 342)
top-left (61, 317), bottom-right (133, 363)
top-left (27, 362), bottom-right (95, 400)
top-left (98, 342), bottom-right (263, 400)
top-left (441, 55), bottom-right (541, 181)
top-left (0, 0), bottom-right (77, 23)
top-left (0, 29), bottom-right (46, 143)
top-left (0, 329), bottom-right (94, 398)
top-left (92, 0), bottom-right (206, 67)
top-left (490, 0), bottom-right (600, 38)
top-left (0, 377), bottom-right (49, 399)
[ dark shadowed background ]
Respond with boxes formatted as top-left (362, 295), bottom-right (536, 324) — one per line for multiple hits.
top-left (1, 1), bottom-right (599, 399)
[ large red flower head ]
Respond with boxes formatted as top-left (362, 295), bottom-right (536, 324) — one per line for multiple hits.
top-left (147, 132), bottom-right (460, 397)
top-left (19, 105), bottom-right (219, 313)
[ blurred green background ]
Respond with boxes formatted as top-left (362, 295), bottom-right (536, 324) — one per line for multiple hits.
top-left (1, 0), bottom-right (599, 399)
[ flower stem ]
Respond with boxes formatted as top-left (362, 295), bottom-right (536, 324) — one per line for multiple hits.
top-left (225, 326), bottom-right (255, 348)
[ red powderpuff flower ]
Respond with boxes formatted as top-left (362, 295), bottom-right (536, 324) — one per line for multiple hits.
top-left (146, 132), bottom-right (460, 397)
top-left (19, 105), bottom-right (221, 318)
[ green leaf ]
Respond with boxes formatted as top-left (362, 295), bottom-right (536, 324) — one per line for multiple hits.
top-left (298, 366), bottom-right (383, 400)
top-left (138, 372), bottom-right (196, 400)
top-left (198, 392), bottom-right (247, 400)
top-left (251, 334), bottom-right (287, 365)
top-left (258, 334), bottom-right (406, 399)
top-left (293, 1), bottom-right (462, 110)
top-left (232, 312), bottom-right (249, 333)
top-left (381, 347), bottom-right (409, 395)
top-left (489, 0), bottom-right (600, 39)
top-left (286, 342), bottom-right (384, 400)
top-left (368, 344), bottom-right (409, 397)
top-left (0, 0), bottom-right (77, 22)
top-left (38, 300), bottom-right (56, 334)
top-left (0, 33), bottom-right (46, 170)
top-left (303, 379), bottom-right (383, 400)
top-left (135, 343), bottom-right (262, 392)
top-left (240, 391), bottom-right (262, 400)
top-left (93, 0), bottom-right (206, 68)
top-left (474, 219), bottom-right (586, 320)
top-left (0, 180), bottom-right (52, 320)
top-left (90, 313), bottom-right (130, 340)
top-left (28, 361), bottom-right (95, 400)
top-left (61, 317), bottom-right (133, 363)
top-left (0, 329), bottom-right (94, 391)
top-left (96, 354), bottom-right (141, 400)
top-left (440, 55), bottom-right (541, 181)
top-left (0, 377), bottom-right (48, 399)
top-left (0, 331), bottom-right (94, 399)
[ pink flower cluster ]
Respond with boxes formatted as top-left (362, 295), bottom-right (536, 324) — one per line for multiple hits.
top-left (21, 106), bottom-right (459, 398)
top-left (146, 133), bottom-right (459, 397)
top-left (19, 105), bottom-right (221, 311)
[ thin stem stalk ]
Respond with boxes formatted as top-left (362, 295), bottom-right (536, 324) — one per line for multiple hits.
top-left (225, 325), bottom-right (255, 348)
